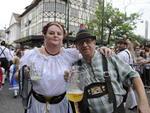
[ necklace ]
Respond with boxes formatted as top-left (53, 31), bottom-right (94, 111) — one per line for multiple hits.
top-left (44, 47), bottom-right (60, 56)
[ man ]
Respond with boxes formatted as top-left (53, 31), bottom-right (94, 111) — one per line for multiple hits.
top-left (116, 39), bottom-right (138, 110)
top-left (0, 41), bottom-right (13, 82)
top-left (116, 39), bottom-right (134, 66)
top-left (73, 29), bottom-right (150, 113)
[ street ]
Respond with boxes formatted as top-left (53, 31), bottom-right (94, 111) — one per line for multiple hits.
top-left (0, 81), bottom-right (24, 113)
top-left (0, 81), bottom-right (150, 113)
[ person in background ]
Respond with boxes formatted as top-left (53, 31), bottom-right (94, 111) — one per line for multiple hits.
top-left (71, 29), bottom-right (150, 113)
top-left (116, 39), bottom-right (138, 111)
top-left (0, 41), bottom-right (13, 80)
top-left (9, 56), bottom-right (20, 98)
top-left (0, 62), bottom-right (3, 90)
top-left (18, 21), bottom-right (112, 113)
top-left (1, 65), bottom-right (5, 86)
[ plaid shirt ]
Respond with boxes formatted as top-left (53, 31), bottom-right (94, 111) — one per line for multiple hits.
top-left (74, 50), bottom-right (139, 113)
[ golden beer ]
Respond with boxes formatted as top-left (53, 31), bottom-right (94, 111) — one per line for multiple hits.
top-left (66, 90), bottom-right (83, 102)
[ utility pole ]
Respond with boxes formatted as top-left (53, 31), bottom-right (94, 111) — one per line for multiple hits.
top-left (98, 0), bottom-right (104, 45)
top-left (62, 0), bottom-right (70, 47)
top-left (66, 0), bottom-right (70, 47)
top-left (54, 0), bottom-right (56, 21)
top-left (101, 0), bottom-right (104, 45)
top-left (123, 0), bottom-right (131, 20)
top-left (145, 20), bottom-right (149, 40)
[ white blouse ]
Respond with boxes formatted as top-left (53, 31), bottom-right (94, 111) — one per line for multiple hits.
top-left (20, 47), bottom-right (80, 96)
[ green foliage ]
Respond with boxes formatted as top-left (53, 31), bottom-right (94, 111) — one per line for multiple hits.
top-left (87, 2), bottom-right (141, 45)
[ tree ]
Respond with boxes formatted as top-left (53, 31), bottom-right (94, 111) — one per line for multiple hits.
top-left (87, 3), bottom-right (140, 45)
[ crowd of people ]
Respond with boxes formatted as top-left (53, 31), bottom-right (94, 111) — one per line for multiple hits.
top-left (0, 40), bottom-right (28, 97)
top-left (0, 21), bottom-right (149, 113)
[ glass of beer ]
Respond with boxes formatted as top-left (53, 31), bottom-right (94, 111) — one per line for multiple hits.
top-left (29, 63), bottom-right (41, 81)
top-left (66, 66), bottom-right (84, 103)
top-left (66, 66), bottom-right (85, 113)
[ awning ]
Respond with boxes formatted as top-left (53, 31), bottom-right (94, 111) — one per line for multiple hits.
top-left (14, 35), bottom-right (44, 47)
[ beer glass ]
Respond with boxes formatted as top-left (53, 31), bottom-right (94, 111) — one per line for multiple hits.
top-left (30, 63), bottom-right (41, 81)
top-left (66, 66), bottom-right (84, 113)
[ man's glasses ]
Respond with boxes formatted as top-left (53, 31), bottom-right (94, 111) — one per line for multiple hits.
top-left (76, 38), bottom-right (94, 46)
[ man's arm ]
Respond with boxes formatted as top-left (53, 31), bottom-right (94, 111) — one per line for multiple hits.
top-left (132, 76), bottom-right (150, 113)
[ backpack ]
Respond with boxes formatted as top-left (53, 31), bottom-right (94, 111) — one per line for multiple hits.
top-left (18, 65), bottom-right (32, 112)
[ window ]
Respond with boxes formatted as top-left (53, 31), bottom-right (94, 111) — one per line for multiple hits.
top-left (44, 2), bottom-right (55, 12)
top-left (70, 7), bottom-right (79, 17)
top-left (82, 0), bottom-right (87, 9)
top-left (56, 2), bottom-right (65, 14)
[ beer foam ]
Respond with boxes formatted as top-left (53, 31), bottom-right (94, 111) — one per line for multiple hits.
top-left (67, 89), bottom-right (83, 94)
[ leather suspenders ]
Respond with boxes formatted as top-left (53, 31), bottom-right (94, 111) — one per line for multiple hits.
top-left (102, 55), bottom-right (117, 112)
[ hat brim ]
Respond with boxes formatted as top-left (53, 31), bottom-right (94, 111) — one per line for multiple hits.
top-left (74, 36), bottom-right (96, 43)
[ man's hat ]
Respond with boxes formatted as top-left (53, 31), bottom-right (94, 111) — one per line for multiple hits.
top-left (75, 29), bottom-right (96, 43)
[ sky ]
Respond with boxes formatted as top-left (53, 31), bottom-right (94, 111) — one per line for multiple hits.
top-left (0, 0), bottom-right (149, 39)
top-left (111, 0), bottom-right (150, 39)
top-left (0, 0), bottom-right (32, 29)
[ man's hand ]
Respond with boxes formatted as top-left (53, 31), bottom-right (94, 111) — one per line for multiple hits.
top-left (137, 103), bottom-right (150, 113)
top-left (98, 46), bottom-right (113, 57)
top-left (133, 77), bottom-right (150, 113)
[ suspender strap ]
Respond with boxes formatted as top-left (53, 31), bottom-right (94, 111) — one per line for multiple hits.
top-left (0, 47), bottom-right (6, 57)
top-left (102, 55), bottom-right (117, 112)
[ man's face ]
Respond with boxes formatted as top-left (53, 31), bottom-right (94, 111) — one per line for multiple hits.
top-left (117, 43), bottom-right (127, 51)
top-left (76, 38), bottom-right (96, 58)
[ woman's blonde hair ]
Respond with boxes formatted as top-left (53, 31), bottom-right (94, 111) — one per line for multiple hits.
top-left (12, 56), bottom-right (20, 65)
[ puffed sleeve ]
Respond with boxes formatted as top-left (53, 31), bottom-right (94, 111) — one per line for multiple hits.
top-left (19, 49), bottom-right (34, 69)
top-left (64, 48), bottom-right (81, 63)
top-left (109, 54), bottom-right (139, 82)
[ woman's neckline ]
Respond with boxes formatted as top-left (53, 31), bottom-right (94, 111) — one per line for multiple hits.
top-left (44, 47), bottom-right (60, 56)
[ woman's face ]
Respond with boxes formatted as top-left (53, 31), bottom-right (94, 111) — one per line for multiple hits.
top-left (44, 25), bottom-right (64, 47)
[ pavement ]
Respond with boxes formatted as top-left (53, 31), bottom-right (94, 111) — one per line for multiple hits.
top-left (0, 81), bottom-right (150, 113)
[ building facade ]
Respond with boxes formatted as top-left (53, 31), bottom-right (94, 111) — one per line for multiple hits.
top-left (6, 13), bottom-right (21, 44)
top-left (9, 0), bottom-right (98, 47)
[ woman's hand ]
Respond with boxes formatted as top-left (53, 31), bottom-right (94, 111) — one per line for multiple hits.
top-left (98, 46), bottom-right (113, 57)
top-left (64, 70), bottom-right (70, 82)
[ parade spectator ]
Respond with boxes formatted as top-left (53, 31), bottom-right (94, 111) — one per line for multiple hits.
top-left (71, 29), bottom-right (150, 113)
top-left (1, 65), bottom-right (5, 86)
top-left (9, 56), bottom-right (20, 98)
top-left (18, 22), bottom-right (112, 113)
top-left (116, 39), bottom-right (137, 110)
top-left (0, 62), bottom-right (3, 90)
top-left (0, 41), bottom-right (13, 79)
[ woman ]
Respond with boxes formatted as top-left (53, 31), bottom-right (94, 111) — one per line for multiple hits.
top-left (9, 56), bottom-right (20, 97)
top-left (19, 22), bottom-right (111, 113)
